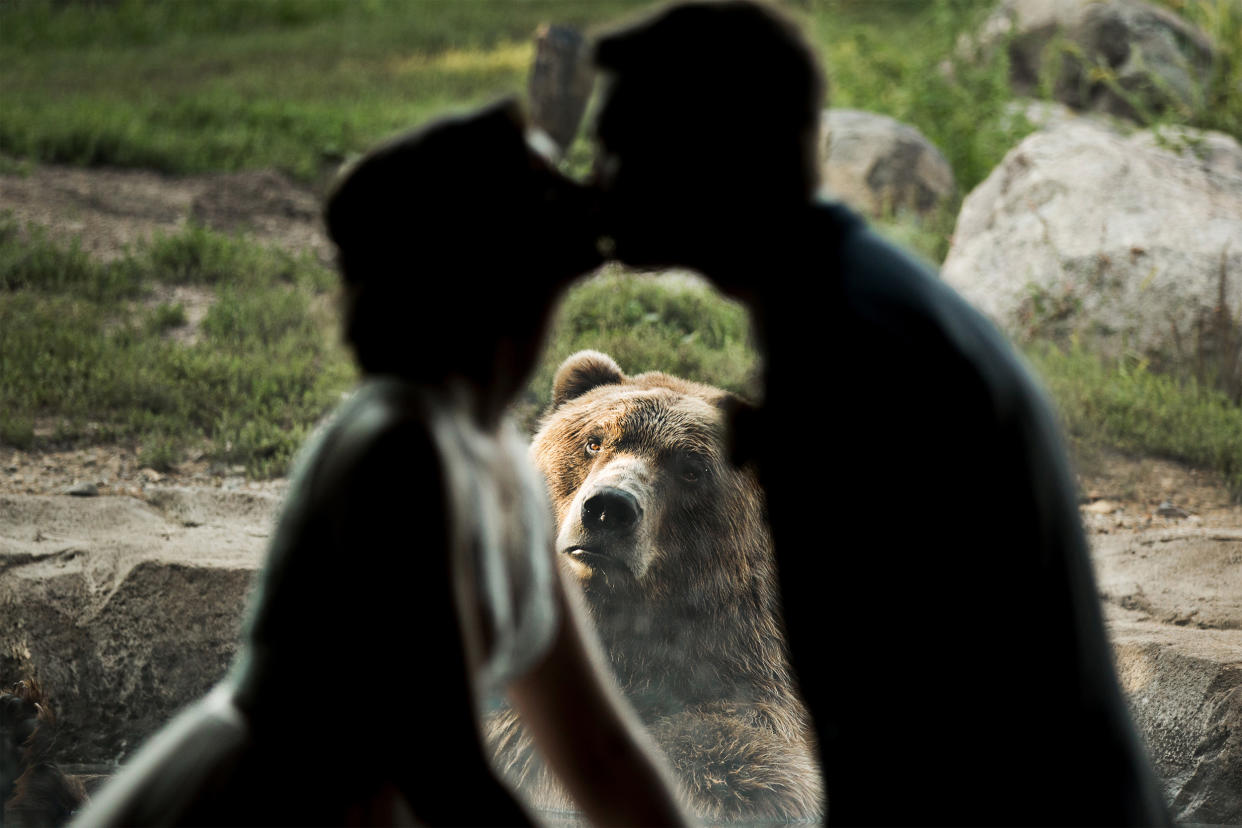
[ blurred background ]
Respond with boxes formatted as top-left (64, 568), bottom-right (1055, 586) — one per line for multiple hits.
top-left (4, 3), bottom-right (1242, 822)
top-left (2, 0), bottom-right (1239, 489)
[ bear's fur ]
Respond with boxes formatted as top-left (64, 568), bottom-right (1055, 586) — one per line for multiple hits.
top-left (2, 679), bottom-right (87, 827)
top-left (489, 351), bottom-right (822, 823)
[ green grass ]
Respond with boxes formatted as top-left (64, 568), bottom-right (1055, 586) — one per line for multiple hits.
top-left (514, 269), bottom-right (760, 428)
top-left (1026, 342), bottom-right (1242, 500)
top-left (0, 1), bottom-right (1034, 204)
top-left (2, 0), bottom-right (1241, 496)
top-left (0, 218), bottom-right (757, 474)
top-left (5, 212), bottom-right (1242, 501)
top-left (0, 0), bottom-right (647, 182)
top-left (0, 215), bottom-right (354, 477)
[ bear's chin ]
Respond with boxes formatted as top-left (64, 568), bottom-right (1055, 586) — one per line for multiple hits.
top-left (558, 549), bottom-right (642, 597)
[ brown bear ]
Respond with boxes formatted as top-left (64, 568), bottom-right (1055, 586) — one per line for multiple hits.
top-left (488, 350), bottom-right (823, 823)
top-left (2, 679), bottom-right (87, 827)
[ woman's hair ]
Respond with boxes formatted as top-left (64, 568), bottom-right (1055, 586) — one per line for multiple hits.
top-left (324, 100), bottom-right (549, 378)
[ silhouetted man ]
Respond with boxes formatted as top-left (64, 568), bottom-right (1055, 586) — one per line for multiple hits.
top-left (591, 2), bottom-right (1169, 824)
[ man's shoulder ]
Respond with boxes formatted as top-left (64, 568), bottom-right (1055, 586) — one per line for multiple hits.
top-left (811, 201), bottom-right (1045, 414)
top-left (813, 201), bottom-right (961, 332)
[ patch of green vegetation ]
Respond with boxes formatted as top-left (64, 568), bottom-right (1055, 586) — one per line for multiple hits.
top-left (145, 302), bottom-right (187, 336)
top-left (1026, 342), bottom-right (1242, 500)
top-left (813, 0), bottom-right (1032, 198)
top-left (0, 415), bottom-right (36, 451)
top-left (517, 269), bottom-right (760, 430)
top-left (0, 216), bottom-right (355, 476)
top-left (3, 0), bottom-right (1240, 495)
top-left (0, 0), bottom-right (647, 182)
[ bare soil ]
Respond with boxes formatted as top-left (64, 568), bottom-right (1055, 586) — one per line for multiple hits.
top-left (1, 163), bottom-right (333, 263)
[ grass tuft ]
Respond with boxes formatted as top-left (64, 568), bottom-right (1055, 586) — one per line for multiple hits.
top-left (1027, 342), bottom-right (1242, 500)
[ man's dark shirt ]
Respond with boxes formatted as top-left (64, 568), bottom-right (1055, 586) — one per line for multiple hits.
top-left (745, 201), bottom-right (1169, 825)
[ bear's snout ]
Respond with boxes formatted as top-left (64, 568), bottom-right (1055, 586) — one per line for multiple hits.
top-left (557, 456), bottom-right (658, 583)
top-left (583, 487), bottom-right (641, 535)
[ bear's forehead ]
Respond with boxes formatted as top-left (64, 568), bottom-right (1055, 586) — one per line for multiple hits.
top-left (550, 387), bottom-right (722, 450)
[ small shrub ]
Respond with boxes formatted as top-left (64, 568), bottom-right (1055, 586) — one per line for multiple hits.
top-left (138, 436), bottom-right (182, 473)
top-left (146, 302), bottom-right (188, 335)
top-left (0, 415), bottom-right (36, 450)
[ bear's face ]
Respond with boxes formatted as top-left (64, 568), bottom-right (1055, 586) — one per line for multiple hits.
top-left (532, 351), bottom-right (769, 619)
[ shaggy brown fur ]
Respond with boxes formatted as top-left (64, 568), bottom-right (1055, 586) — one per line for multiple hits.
top-left (489, 351), bottom-right (822, 823)
top-left (1, 680), bottom-right (86, 828)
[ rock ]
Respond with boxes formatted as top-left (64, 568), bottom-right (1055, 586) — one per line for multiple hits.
top-left (0, 490), bottom-right (279, 765)
top-left (819, 108), bottom-right (956, 218)
top-left (1128, 125), bottom-right (1242, 179)
top-left (1092, 528), bottom-right (1242, 822)
top-left (999, 97), bottom-right (1140, 138)
top-left (942, 119), bottom-right (1242, 368)
top-left (1172, 683), bottom-right (1242, 823)
top-left (968, 0), bottom-right (1214, 122)
top-left (1109, 615), bottom-right (1242, 823)
top-left (1001, 98), bottom-right (1085, 134)
top-left (63, 482), bottom-right (98, 497)
top-left (1157, 501), bottom-right (1190, 519)
top-left (1095, 529), bottom-right (1242, 630)
top-left (527, 24), bottom-right (593, 154)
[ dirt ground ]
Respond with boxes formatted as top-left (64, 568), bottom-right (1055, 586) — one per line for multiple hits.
top-left (0, 163), bottom-right (333, 263)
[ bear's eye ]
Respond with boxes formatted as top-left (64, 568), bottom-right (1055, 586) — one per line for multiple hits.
top-left (585, 438), bottom-right (603, 455)
top-left (679, 456), bottom-right (706, 484)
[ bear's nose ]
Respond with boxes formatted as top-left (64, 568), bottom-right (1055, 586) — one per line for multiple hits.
top-left (582, 488), bottom-right (640, 534)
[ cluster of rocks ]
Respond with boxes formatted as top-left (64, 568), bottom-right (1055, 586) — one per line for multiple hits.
top-left (964, 0), bottom-right (1215, 122)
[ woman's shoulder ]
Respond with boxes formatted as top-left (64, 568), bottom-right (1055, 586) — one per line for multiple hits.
top-left (295, 378), bottom-right (445, 497)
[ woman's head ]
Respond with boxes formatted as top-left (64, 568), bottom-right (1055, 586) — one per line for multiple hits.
top-left (325, 100), bottom-right (603, 396)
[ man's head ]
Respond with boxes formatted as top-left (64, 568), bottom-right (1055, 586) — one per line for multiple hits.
top-left (592, 1), bottom-right (825, 268)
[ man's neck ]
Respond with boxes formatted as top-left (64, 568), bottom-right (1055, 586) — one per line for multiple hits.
top-left (681, 201), bottom-right (825, 303)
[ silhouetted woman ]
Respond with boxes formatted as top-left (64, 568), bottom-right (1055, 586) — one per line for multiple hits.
top-left (75, 100), bottom-right (689, 827)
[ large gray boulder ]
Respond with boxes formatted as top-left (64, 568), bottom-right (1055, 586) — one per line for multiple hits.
top-left (967, 0), bottom-right (1215, 122)
top-left (942, 119), bottom-right (1242, 373)
top-left (819, 108), bottom-right (956, 219)
top-left (0, 489), bottom-right (275, 766)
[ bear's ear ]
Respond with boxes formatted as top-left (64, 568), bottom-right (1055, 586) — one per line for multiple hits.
top-left (552, 350), bottom-right (625, 408)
